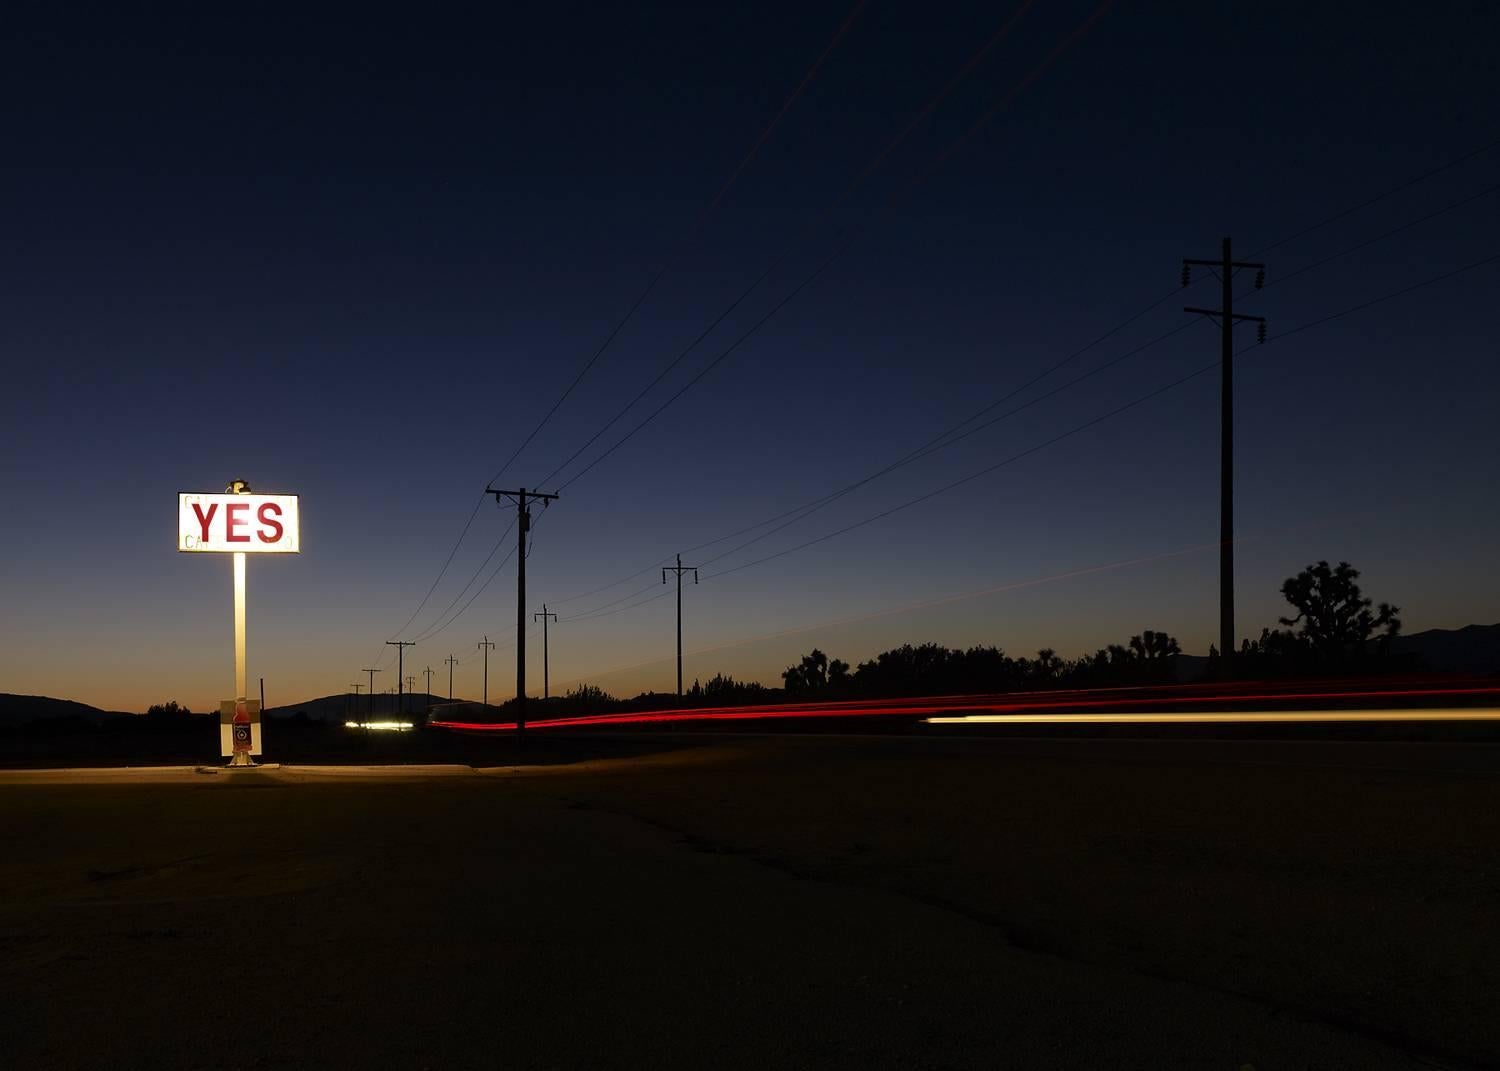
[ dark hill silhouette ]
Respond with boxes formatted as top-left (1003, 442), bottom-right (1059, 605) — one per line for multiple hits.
top-left (1171, 623), bottom-right (1500, 681)
top-left (0, 694), bottom-right (130, 728)
top-left (266, 693), bottom-right (450, 721)
top-left (1390, 623), bottom-right (1500, 675)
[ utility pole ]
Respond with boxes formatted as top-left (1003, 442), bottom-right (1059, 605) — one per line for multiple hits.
top-left (533, 604), bottom-right (558, 698)
top-left (1182, 237), bottom-right (1266, 664)
top-left (386, 641), bottom-right (415, 715)
top-left (477, 636), bottom-right (496, 708)
top-left (662, 553), bottom-right (699, 697)
top-left (349, 682), bottom-right (363, 719)
top-left (405, 675), bottom-right (416, 708)
top-left (485, 486), bottom-right (560, 736)
top-left (445, 654), bottom-right (458, 700)
top-left (422, 666), bottom-right (435, 715)
top-left (362, 668), bottom-right (380, 717)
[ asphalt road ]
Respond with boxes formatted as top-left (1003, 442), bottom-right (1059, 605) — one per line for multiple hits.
top-left (3, 734), bottom-right (1497, 1069)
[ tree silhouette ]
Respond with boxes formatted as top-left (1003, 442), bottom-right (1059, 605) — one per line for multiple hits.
top-left (1128, 630), bottom-right (1181, 661)
top-left (783, 649), bottom-right (850, 695)
top-left (144, 700), bottom-right (192, 718)
top-left (1278, 560), bottom-right (1400, 660)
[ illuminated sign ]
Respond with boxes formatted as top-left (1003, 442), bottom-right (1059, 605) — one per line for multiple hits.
top-left (179, 493), bottom-right (300, 553)
top-left (219, 699), bottom-right (263, 756)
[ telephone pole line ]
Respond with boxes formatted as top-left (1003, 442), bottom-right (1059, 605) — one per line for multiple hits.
top-left (386, 640), bottom-right (415, 715)
top-left (485, 486), bottom-right (560, 737)
top-left (422, 666), bottom-right (435, 715)
top-left (445, 654), bottom-right (458, 700)
top-left (534, 604), bottom-right (558, 698)
top-left (349, 682), bottom-right (363, 720)
top-left (362, 668), bottom-right (380, 717)
top-left (1182, 236), bottom-right (1267, 665)
top-left (477, 636), bottom-right (496, 708)
top-left (662, 553), bottom-right (699, 697)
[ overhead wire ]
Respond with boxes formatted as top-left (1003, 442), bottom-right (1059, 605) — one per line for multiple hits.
top-left (372, 0), bottom-right (871, 651)
top-left (549, 141), bottom-right (1500, 619)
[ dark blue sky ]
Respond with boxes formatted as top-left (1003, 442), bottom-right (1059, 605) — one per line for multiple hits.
top-left (3, 1), bottom-right (1497, 710)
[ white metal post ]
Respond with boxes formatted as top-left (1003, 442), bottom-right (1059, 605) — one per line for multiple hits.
top-left (234, 550), bottom-right (247, 699)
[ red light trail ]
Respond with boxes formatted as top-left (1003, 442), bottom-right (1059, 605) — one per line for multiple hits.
top-left (428, 679), bottom-right (1500, 734)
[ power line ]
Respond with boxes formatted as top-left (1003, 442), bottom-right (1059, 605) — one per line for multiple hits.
top-left (375, 3), bottom-right (868, 653)
top-left (559, 250), bottom-right (1500, 637)
top-left (534, 1), bottom-right (1046, 492)
top-left (408, 2), bottom-right (1096, 634)
top-left (545, 3), bottom-right (1114, 495)
top-left (548, 158), bottom-right (1500, 621)
top-left (1250, 179), bottom-right (1500, 296)
top-left (406, 516), bottom-right (520, 643)
top-left (1248, 134), bottom-right (1500, 258)
top-left (701, 251), bottom-right (1500, 583)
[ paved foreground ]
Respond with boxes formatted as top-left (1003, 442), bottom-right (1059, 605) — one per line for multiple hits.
top-left (2, 735), bottom-right (1497, 1069)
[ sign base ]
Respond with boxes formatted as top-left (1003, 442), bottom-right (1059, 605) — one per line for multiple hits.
top-left (219, 699), bottom-right (263, 758)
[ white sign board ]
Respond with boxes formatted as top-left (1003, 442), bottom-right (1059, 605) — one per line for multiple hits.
top-left (179, 493), bottom-right (300, 553)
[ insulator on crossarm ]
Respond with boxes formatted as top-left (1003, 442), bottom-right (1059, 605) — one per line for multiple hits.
top-left (1255, 268), bottom-right (1265, 289)
top-left (1257, 322), bottom-right (1267, 344)
top-left (1181, 264), bottom-right (1191, 287)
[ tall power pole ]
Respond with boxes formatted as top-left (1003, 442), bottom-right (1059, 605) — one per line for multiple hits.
top-left (534, 604), bottom-right (558, 698)
top-left (662, 553), bottom-right (699, 697)
top-left (386, 641), bottom-right (415, 715)
top-left (1182, 237), bottom-right (1266, 664)
top-left (477, 636), bottom-right (496, 708)
top-left (445, 654), bottom-right (458, 700)
top-left (422, 666), bottom-right (435, 715)
top-left (362, 668), bottom-right (381, 717)
top-left (485, 486), bottom-right (559, 736)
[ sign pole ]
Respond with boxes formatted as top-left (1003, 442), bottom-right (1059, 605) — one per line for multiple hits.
top-left (234, 550), bottom-right (247, 700)
top-left (183, 479), bottom-right (296, 768)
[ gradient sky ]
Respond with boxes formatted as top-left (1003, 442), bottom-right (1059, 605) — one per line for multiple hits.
top-left (3, 2), bottom-right (1498, 712)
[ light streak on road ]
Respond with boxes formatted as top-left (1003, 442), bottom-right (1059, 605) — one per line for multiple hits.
top-left (428, 681), bottom-right (1500, 734)
top-left (927, 709), bottom-right (1500, 724)
top-left (346, 720), bottom-right (415, 731)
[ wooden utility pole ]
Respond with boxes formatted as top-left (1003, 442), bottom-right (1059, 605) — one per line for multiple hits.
top-left (477, 636), bottom-right (495, 708)
top-left (386, 641), bottom-right (415, 715)
top-left (534, 604), bottom-right (558, 698)
top-left (362, 668), bottom-right (381, 717)
top-left (445, 654), bottom-right (458, 700)
top-left (1182, 237), bottom-right (1267, 664)
top-left (662, 554), bottom-right (699, 697)
top-left (485, 486), bottom-right (560, 736)
top-left (422, 666), bottom-right (435, 715)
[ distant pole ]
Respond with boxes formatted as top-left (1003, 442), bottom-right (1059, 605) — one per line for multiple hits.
top-left (1183, 237), bottom-right (1267, 664)
top-left (350, 683), bottom-right (363, 721)
top-left (478, 636), bottom-right (496, 707)
top-left (405, 675), bottom-right (416, 707)
top-left (485, 485), bottom-right (560, 737)
top-left (362, 668), bottom-right (381, 717)
top-left (662, 554), bottom-right (699, 697)
top-left (445, 654), bottom-right (458, 700)
top-left (422, 666), bottom-right (435, 714)
top-left (386, 640), bottom-right (415, 714)
top-left (259, 676), bottom-right (265, 714)
top-left (534, 604), bottom-right (558, 698)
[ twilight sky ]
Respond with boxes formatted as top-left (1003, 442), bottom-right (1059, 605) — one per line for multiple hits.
top-left (2, 1), bottom-right (1498, 712)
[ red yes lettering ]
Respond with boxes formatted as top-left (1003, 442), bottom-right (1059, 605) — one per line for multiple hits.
top-left (191, 502), bottom-right (218, 542)
top-left (257, 503), bottom-right (284, 544)
top-left (225, 502), bottom-right (250, 542)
